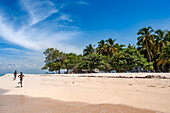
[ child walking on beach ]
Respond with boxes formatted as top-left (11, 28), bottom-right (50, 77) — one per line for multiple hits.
top-left (18, 72), bottom-right (24, 87)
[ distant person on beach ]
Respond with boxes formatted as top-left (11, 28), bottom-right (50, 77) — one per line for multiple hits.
top-left (13, 70), bottom-right (17, 80)
top-left (18, 72), bottom-right (24, 87)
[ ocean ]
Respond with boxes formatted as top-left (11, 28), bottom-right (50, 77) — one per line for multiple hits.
top-left (0, 74), bottom-right (5, 76)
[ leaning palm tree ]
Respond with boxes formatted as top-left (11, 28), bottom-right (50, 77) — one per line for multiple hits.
top-left (137, 26), bottom-right (154, 62)
top-left (155, 29), bottom-right (168, 53)
top-left (105, 38), bottom-right (118, 56)
top-left (83, 44), bottom-right (95, 56)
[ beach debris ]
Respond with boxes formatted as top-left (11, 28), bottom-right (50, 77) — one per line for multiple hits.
top-left (147, 85), bottom-right (155, 87)
top-left (129, 83), bottom-right (132, 86)
top-left (78, 75), bottom-right (170, 79)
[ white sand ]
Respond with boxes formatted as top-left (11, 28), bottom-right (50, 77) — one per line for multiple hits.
top-left (0, 73), bottom-right (170, 112)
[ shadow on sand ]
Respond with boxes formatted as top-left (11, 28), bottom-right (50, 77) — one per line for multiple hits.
top-left (15, 86), bottom-right (21, 88)
top-left (0, 88), bottom-right (9, 95)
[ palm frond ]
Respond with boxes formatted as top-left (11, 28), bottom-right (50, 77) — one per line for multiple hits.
top-left (157, 58), bottom-right (165, 66)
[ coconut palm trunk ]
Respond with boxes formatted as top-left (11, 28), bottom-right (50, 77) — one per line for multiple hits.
top-left (162, 64), bottom-right (165, 72)
top-left (146, 39), bottom-right (152, 62)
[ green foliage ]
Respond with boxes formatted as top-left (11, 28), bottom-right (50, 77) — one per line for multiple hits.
top-left (42, 28), bottom-right (169, 73)
top-left (64, 53), bottom-right (78, 73)
top-left (105, 38), bottom-right (118, 56)
top-left (156, 43), bottom-right (170, 71)
top-left (137, 26), bottom-right (154, 62)
top-left (143, 62), bottom-right (154, 71)
top-left (110, 44), bottom-right (152, 72)
top-left (83, 44), bottom-right (95, 56)
top-left (124, 44), bottom-right (149, 70)
top-left (98, 55), bottom-right (113, 72)
top-left (96, 40), bottom-right (106, 55)
top-left (137, 27), bottom-right (170, 72)
top-left (95, 38), bottom-right (125, 56)
top-left (76, 54), bottom-right (104, 72)
top-left (110, 52), bottom-right (127, 72)
top-left (42, 48), bottom-right (66, 74)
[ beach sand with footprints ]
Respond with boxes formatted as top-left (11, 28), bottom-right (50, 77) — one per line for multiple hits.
top-left (0, 73), bottom-right (170, 113)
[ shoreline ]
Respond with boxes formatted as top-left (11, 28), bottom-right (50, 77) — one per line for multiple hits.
top-left (0, 73), bottom-right (170, 112)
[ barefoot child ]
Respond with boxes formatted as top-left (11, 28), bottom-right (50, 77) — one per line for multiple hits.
top-left (18, 72), bottom-right (24, 87)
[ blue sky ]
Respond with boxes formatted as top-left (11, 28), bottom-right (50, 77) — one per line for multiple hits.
top-left (0, 0), bottom-right (170, 74)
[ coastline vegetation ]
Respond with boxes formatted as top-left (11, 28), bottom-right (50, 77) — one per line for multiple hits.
top-left (42, 27), bottom-right (170, 73)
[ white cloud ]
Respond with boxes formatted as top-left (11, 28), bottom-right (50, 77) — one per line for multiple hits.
top-left (0, 0), bottom-right (83, 54)
top-left (20, 0), bottom-right (58, 25)
top-left (55, 14), bottom-right (73, 22)
top-left (0, 48), bottom-right (21, 52)
top-left (77, 1), bottom-right (89, 5)
top-left (0, 0), bottom-right (86, 74)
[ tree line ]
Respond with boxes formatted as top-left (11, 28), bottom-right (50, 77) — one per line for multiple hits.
top-left (42, 27), bottom-right (170, 73)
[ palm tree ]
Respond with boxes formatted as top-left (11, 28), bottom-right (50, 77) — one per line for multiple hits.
top-left (157, 44), bottom-right (170, 71)
top-left (96, 40), bottom-right (105, 55)
top-left (117, 44), bottom-right (125, 51)
top-left (105, 38), bottom-right (118, 56)
top-left (155, 30), bottom-right (168, 53)
top-left (165, 31), bottom-right (170, 42)
top-left (137, 26), bottom-right (154, 62)
top-left (83, 44), bottom-right (95, 56)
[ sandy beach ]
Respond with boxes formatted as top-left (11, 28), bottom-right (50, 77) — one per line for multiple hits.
top-left (0, 73), bottom-right (170, 113)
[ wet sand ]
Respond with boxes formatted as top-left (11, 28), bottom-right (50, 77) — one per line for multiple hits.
top-left (0, 95), bottom-right (156, 113)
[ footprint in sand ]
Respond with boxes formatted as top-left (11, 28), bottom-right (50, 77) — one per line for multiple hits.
top-left (129, 83), bottom-right (132, 86)
top-left (147, 85), bottom-right (155, 87)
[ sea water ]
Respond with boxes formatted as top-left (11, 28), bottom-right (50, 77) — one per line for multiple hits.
top-left (0, 74), bottom-right (5, 77)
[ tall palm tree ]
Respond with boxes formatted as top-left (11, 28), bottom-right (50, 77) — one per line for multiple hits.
top-left (83, 44), bottom-right (95, 56)
top-left (155, 30), bottom-right (168, 53)
top-left (157, 44), bottom-right (170, 71)
top-left (105, 38), bottom-right (118, 56)
top-left (137, 26), bottom-right (154, 62)
top-left (96, 40), bottom-right (105, 55)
